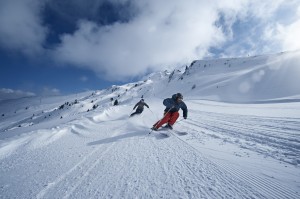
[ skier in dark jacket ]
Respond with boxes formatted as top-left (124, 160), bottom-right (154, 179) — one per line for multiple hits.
top-left (113, 99), bottom-right (119, 106)
top-left (130, 99), bottom-right (149, 117)
top-left (152, 93), bottom-right (187, 130)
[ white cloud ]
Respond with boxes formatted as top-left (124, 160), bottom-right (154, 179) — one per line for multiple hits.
top-left (54, 0), bottom-right (227, 80)
top-left (0, 87), bottom-right (61, 100)
top-left (0, 0), bottom-right (47, 55)
top-left (0, 88), bottom-right (36, 101)
top-left (247, 0), bottom-right (285, 19)
top-left (275, 19), bottom-right (300, 51)
top-left (262, 1), bottom-right (300, 53)
top-left (0, 0), bottom-right (299, 81)
top-left (41, 87), bottom-right (60, 96)
top-left (53, 0), bottom-right (300, 80)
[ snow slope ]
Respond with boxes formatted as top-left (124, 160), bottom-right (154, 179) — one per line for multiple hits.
top-left (0, 51), bottom-right (299, 198)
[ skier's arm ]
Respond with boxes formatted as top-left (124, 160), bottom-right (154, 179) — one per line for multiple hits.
top-left (163, 98), bottom-right (174, 108)
top-left (181, 103), bottom-right (188, 119)
top-left (144, 103), bottom-right (149, 108)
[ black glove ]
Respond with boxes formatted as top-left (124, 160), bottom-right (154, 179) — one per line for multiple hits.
top-left (184, 116), bottom-right (187, 119)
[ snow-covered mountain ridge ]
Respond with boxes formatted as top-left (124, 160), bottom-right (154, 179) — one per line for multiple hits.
top-left (166, 50), bottom-right (300, 102)
top-left (0, 51), bottom-right (299, 198)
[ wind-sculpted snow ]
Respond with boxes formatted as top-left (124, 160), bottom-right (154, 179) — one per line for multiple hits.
top-left (0, 98), bottom-right (299, 198)
top-left (0, 128), bottom-right (68, 160)
top-left (92, 106), bottom-right (131, 122)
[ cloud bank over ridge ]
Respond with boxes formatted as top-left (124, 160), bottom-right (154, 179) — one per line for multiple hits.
top-left (0, 0), bottom-right (299, 81)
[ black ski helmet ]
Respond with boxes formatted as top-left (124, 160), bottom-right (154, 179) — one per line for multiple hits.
top-left (176, 93), bottom-right (183, 100)
top-left (140, 99), bottom-right (144, 102)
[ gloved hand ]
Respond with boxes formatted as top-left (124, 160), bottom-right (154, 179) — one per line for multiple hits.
top-left (184, 117), bottom-right (187, 119)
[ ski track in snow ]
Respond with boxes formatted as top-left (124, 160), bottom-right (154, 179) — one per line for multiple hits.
top-left (168, 129), bottom-right (299, 199)
top-left (36, 118), bottom-right (130, 199)
top-left (0, 100), bottom-right (299, 198)
top-left (2, 51), bottom-right (300, 198)
top-left (184, 108), bottom-right (300, 165)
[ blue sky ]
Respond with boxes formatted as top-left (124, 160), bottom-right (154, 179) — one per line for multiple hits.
top-left (0, 0), bottom-right (299, 100)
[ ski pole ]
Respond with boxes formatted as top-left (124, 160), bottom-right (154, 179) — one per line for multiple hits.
top-left (129, 108), bottom-right (135, 117)
top-left (148, 108), bottom-right (156, 117)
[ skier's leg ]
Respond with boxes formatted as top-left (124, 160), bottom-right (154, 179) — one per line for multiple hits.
top-left (168, 112), bottom-right (179, 126)
top-left (136, 109), bottom-right (143, 114)
top-left (153, 113), bottom-right (171, 129)
top-left (130, 112), bottom-right (137, 117)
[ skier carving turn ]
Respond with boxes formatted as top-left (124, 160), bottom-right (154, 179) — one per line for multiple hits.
top-left (151, 93), bottom-right (188, 131)
top-left (130, 99), bottom-right (149, 117)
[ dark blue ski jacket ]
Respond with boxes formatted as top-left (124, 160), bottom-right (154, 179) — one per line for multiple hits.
top-left (163, 94), bottom-right (188, 118)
